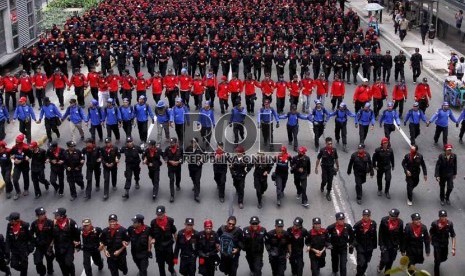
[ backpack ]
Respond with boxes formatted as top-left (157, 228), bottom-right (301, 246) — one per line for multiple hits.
top-left (219, 226), bottom-right (236, 257)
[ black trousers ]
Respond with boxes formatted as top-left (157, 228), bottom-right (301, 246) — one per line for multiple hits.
top-left (124, 165), bottom-right (140, 190)
top-left (313, 65), bottom-right (321, 80)
top-left (56, 88), bottom-right (65, 107)
top-left (107, 255), bottom-right (128, 276)
top-left (2, 165), bottom-right (14, 193)
top-left (122, 120), bottom-right (132, 138)
top-left (200, 127), bottom-right (212, 147)
top-left (276, 98), bottom-right (285, 114)
top-left (90, 87), bottom-right (98, 100)
top-left (107, 124), bottom-right (121, 141)
top-left (45, 118), bottom-right (60, 142)
top-left (406, 174), bottom-right (420, 201)
top-left (409, 123), bottom-right (421, 145)
top-left (214, 171), bottom-right (226, 199)
top-left (19, 119), bottom-right (32, 143)
top-left (378, 247), bottom-right (398, 272)
top-left (377, 168), bottom-right (392, 193)
top-left (246, 254), bottom-right (263, 276)
top-left (231, 93), bottom-right (240, 106)
top-left (155, 248), bottom-right (175, 276)
top-left (362, 66), bottom-right (371, 81)
top-left (383, 124), bottom-right (395, 140)
top-left (175, 123), bottom-right (184, 146)
top-left (74, 87), bottom-right (85, 106)
top-left (233, 123), bottom-right (244, 144)
top-left (55, 246), bottom-right (75, 276)
top-left (321, 167), bottom-right (335, 194)
top-left (393, 100), bottom-right (404, 117)
top-left (254, 175), bottom-right (267, 204)
top-left (132, 256), bottom-right (149, 276)
top-left (50, 168), bottom-right (64, 194)
top-left (383, 67), bottom-right (392, 83)
top-left (352, 66), bottom-right (360, 83)
top-left (373, 98), bottom-right (384, 118)
top-left (394, 66), bottom-right (405, 81)
top-left (335, 121), bottom-right (348, 145)
top-left (205, 87), bottom-right (215, 108)
top-left (180, 255), bottom-right (196, 276)
top-left (261, 122), bottom-right (274, 148)
top-left (0, 120), bottom-right (5, 141)
top-left (412, 66), bottom-right (421, 83)
top-left (294, 176), bottom-right (308, 204)
top-left (13, 165), bottom-right (29, 192)
top-left (10, 251), bottom-right (28, 276)
top-left (418, 98), bottom-right (428, 113)
top-left (32, 170), bottom-right (50, 196)
top-left (83, 250), bottom-right (103, 276)
top-left (189, 167), bottom-right (202, 198)
top-left (354, 100), bottom-right (367, 114)
top-left (181, 91), bottom-right (191, 107)
top-left (103, 166), bottom-right (118, 196)
top-left (289, 254), bottom-right (304, 276)
top-left (245, 94), bottom-right (256, 113)
top-left (0, 258), bottom-right (10, 275)
top-left (434, 126), bottom-right (448, 145)
top-left (331, 248), bottom-right (348, 276)
top-left (287, 124), bottom-right (299, 149)
top-left (168, 167), bottom-right (181, 196)
top-left (66, 169), bottom-right (84, 198)
top-left (148, 168), bottom-right (160, 196)
top-left (86, 166), bottom-right (101, 197)
top-left (275, 173), bottom-right (288, 200)
top-left (121, 89), bottom-right (132, 105)
top-left (313, 123), bottom-right (324, 148)
top-left (355, 247), bottom-right (373, 276)
top-left (269, 255), bottom-right (286, 276)
top-left (359, 125), bottom-right (369, 144)
top-left (90, 124), bottom-right (103, 141)
top-left (219, 254), bottom-right (239, 276)
top-left (109, 92), bottom-right (120, 106)
top-left (20, 91), bottom-right (35, 106)
top-left (233, 177), bottom-right (246, 204)
top-left (331, 96), bottom-right (343, 111)
top-left (439, 175), bottom-right (454, 201)
top-left (5, 92), bottom-right (16, 110)
top-left (290, 96), bottom-right (299, 108)
top-left (354, 173), bottom-right (367, 200)
top-left (36, 88), bottom-right (45, 107)
top-left (254, 67), bottom-right (262, 81)
top-left (33, 246), bottom-right (54, 276)
top-left (137, 121), bottom-right (148, 143)
top-left (433, 246), bottom-right (448, 276)
top-left (219, 98), bottom-right (229, 113)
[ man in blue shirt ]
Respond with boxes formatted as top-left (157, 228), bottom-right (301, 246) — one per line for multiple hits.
top-left (328, 102), bottom-right (355, 152)
top-left (155, 100), bottom-right (171, 144)
top-left (87, 99), bottom-right (104, 142)
top-left (308, 100), bottom-right (329, 151)
top-left (427, 102), bottom-right (458, 145)
top-left (38, 97), bottom-right (62, 143)
top-left (199, 101), bottom-right (215, 148)
top-left (355, 102), bottom-right (375, 145)
top-left (279, 104), bottom-right (307, 151)
top-left (229, 100), bottom-right (247, 145)
top-left (103, 98), bottom-right (122, 142)
top-left (13, 96), bottom-right (37, 143)
top-left (119, 98), bottom-right (134, 140)
top-left (258, 99), bottom-right (279, 151)
top-left (170, 97), bottom-right (190, 147)
top-left (134, 95), bottom-right (155, 145)
top-left (62, 98), bottom-right (87, 143)
top-left (404, 102), bottom-right (427, 145)
top-left (0, 100), bottom-right (10, 140)
top-left (379, 102), bottom-right (401, 140)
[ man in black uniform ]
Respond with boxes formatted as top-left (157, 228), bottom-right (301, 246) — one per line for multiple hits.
top-left (242, 216), bottom-right (267, 276)
top-left (217, 216), bottom-right (243, 276)
top-left (347, 144), bottom-right (374, 205)
top-left (377, 208), bottom-right (404, 273)
top-left (174, 218), bottom-right (198, 276)
top-left (371, 50), bottom-right (383, 81)
top-left (30, 141), bottom-right (51, 198)
top-left (100, 214), bottom-right (129, 276)
top-left (82, 138), bottom-right (102, 199)
top-left (394, 50), bottom-right (406, 82)
top-left (305, 217), bottom-right (328, 276)
top-left (373, 137), bottom-right (395, 199)
top-left (291, 146), bottom-right (311, 207)
top-left (80, 218), bottom-right (104, 276)
top-left (315, 137), bottom-right (339, 202)
top-left (52, 208), bottom-right (80, 276)
top-left (229, 146), bottom-right (252, 209)
top-left (361, 50), bottom-right (372, 81)
top-left (142, 140), bottom-right (163, 200)
top-left (164, 138), bottom-right (183, 203)
top-left (101, 138), bottom-right (120, 200)
top-left (185, 138), bottom-right (204, 203)
top-left (382, 50), bottom-right (393, 84)
top-left (353, 209), bottom-right (377, 276)
top-left (120, 137), bottom-right (143, 199)
top-left (327, 212), bottom-right (354, 276)
top-left (401, 213), bottom-right (430, 273)
top-left (150, 206), bottom-right (177, 276)
top-left (350, 50), bottom-right (361, 84)
top-left (402, 145), bottom-right (427, 206)
top-left (410, 48), bottom-right (423, 84)
top-left (128, 214), bottom-right (151, 276)
top-left (63, 140), bottom-right (85, 201)
top-left (5, 212), bottom-right (31, 276)
top-left (30, 207), bottom-right (54, 276)
top-left (253, 152), bottom-right (273, 209)
top-left (311, 49), bottom-right (321, 80)
top-left (196, 219), bottom-right (219, 276)
top-left (0, 233), bottom-right (11, 275)
top-left (0, 141), bottom-right (13, 200)
top-left (265, 219), bottom-right (290, 276)
top-left (434, 144), bottom-right (457, 206)
top-left (213, 142), bottom-right (228, 203)
top-left (46, 142), bottom-right (65, 196)
top-left (430, 210), bottom-right (456, 276)
top-left (10, 134), bottom-right (31, 198)
top-left (287, 217), bottom-right (308, 276)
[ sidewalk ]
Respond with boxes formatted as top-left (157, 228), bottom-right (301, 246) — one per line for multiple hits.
top-left (349, 0), bottom-right (463, 84)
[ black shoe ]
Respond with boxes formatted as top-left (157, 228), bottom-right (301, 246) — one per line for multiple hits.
top-left (440, 200), bottom-right (445, 206)
top-left (239, 203), bottom-right (244, 209)
top-left (357, 199), bottom-right (362, 205)
top-left (176, 186), bottom-right (181, 191)
top-left (45, 183), bottom-right (50, 191)
top-left (95, 186), bottom-right (100, 192)
top-left (219, 197), bottom-right (225, 203)
top-left (377, 190), bottom-right (382, 196)
top-left (194, 196), bottom-right (200, 203)
top-left (135, 182), bottom-right (140, 189)
top-left (446, 200), bottom-right (451, 205)
top-left (103, 194), bottom-right (108, 200)
top-left (385, 193), bottom-right (391, 199)
top-left (326, 194), bottom-right (331, 201)
top-left (152, 194), bottom-right (157, 200)
top-left (70, 196), bottom-right (76, 201)
top-left (84, 195), bottom-right (90, 200)
top-left (35, 194), bottom-right (42, 199)
top-left (81, 136), bottom-right (85, 141)
top-left (80, 184), bottom-right (84, 190)
top-left (122, 191), bottom-right (129, 199)
top-left (112, 186), bottom-right (117, 191)
top-left (170, 195), bottom-right (174, 202)
top-left (277, 199), bottom-right (281, 206)
top-left (98, 264), bottom-right (103, 271)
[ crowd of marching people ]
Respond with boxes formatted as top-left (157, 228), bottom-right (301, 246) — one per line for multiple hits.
top-left (0, 206), bottom-right (456, 276)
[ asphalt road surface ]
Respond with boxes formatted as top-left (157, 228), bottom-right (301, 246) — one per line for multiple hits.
top-left (1, 28), bottom-right (464, 276)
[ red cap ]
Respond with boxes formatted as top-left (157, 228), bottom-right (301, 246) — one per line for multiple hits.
top-left (137, 72), bottom-right (144, 77)
top-left (381, 137), bottom-right (389, 144)
top-left (221, 76), bottom-right (227, 81)
top-left (298, 146), bottom-right (307, 154)
top-left (16, 134), bottom-right (25, 142)
top-left (0, 141), bottom-right (6, 148)
top-left (30, 141), bottom-right (38, 148)
top-left (444, 144), bottom-right (453, 150)
top-left (281, 146), bottom-right (287, 153)
top-left (19, 97), bottom-right (27, 103)
top-left (204, 219), bottom-right (213, 228)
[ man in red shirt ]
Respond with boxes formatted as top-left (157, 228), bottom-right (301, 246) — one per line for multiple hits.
top-left (178, 69), bottom-right (193, 108)
top-left (3, 71), bottom-right (19, 110)
top-left (287, 74), bottom-right (301, 110)
top-left (275, 76), bottom-right (288, 114)
top-left (135, 72), bottom-right (149, 100)
top-left (48, 68), bottom-right (69, 109)
top-left (163, 68), bottom-right (179, 108)
top-left (257, 73), bottom-right (275, 104)
top-left (149, 71), bottom-right (163, 104)
top-left (120, 69), bottom-right (135, 105)
top-left (97, 72), bottom-right (110, 107)
top-left (68, 68), bottom-right (87, 107)
top-left (392, 79), bottom-right (408, 118)
top-left (314, 72), bottom-right (329, 107)
top-left (353, 78), bottom-right (372, 113)
top-left (330, 74), bottom-right (345, 111)
top-left (87, 67), bottom-right (99, 100)
top-left (203, 69), bottom-right (217, 109)
top-left (217, 76), bottom-right (230, 114)
top-left (414, 77), bottom-right (431, 113)
top-left (243, 73), bottom-right (259, 115)
top-left (300, 71), bottom-right (314, 113)
top-left (228, 73), bottom-right (243, 107)
top-left (19, 70), bottom-right (34, 107)
top-left (106, 69), bottom-right (120, 106)
top-left (371, 78), bottom-right (388, 118)
top-left (32, 68), bottom-right (48, 109)
top-left (191, 73), bottom-right (204, 110)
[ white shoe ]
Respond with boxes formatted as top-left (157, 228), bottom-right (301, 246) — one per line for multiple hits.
top-left (407, 199), bottom-right (413, 206)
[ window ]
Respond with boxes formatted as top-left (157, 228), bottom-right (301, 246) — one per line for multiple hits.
top-left (10, 0), bottom-right (18, 49)
top-left (0, 11), bottom-right (6, 55)
top-left (27, 0), bottom-right (35, 40)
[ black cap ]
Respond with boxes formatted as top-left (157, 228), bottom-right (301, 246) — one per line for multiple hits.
top-left (362, 209), bottom-right (371, 216)
top-left (104, 137), bottom-right (112, 143)
top-left (108, 214), bottom-right (118, 221)
top-left (185, 218), bottom-right (194, 225)
top-left (358, 144), bottom-right (365, 149)
top-left (156, 205), bottom-right (165, 215)
top-left (66, 141), bottom-right (76, 147)
top-left (53, 208), bottom-right (66, 217)
top-left (85, 138), bottom-right (94, 144)
top-left (411, 213), bottom-right (421, 220)
top-left (148, 140), bottom-right (156, 146)
top-left (43, 97), bottom-right (50, 103)
top-left (423, 77), bottom-right (428, 82)
top-left (335, 212), bottom-right (345, 220)
top-left (312, 217), bottom-right (322, 224)
top-left (126, 137), bottom-right (133, 143)
top-left (170, 137), bottom-right (177, 144)
top-left (275, 219), bottom-right (284, 227)
top-left (49, 141), bottom-right (58, 148)
top-left (439, 210), bottom-right (447, 217)
top-left (389, 208), bottom-right (400, 218)
top-left (69, 99), bottom-right (77, 103)
top-left (249, 216), bottom-right (260, 225)
top-left (132, 214), bottom-right (144, 223)
top-left (217, 141), bottom-right (224, 147)
top-left (293, 217), bottom-right (303, 226)
top-left (35, 207), bottom-right (46, 216)
top-left (6, 212), bottom-right (20, 221)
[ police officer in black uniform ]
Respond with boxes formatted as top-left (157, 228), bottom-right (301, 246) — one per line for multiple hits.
top-left (5, 212), bottom-right (31, 276)
top-left (327, 212), bottom-right (354, 276)
top-left (401, 213), bottom-right (430, 274)
top-left (128, 214), bottom-right (151, 276)
top-left (164, 138), bottom-right (183, 203)
top-left (373, 137), bottom-right (395, 199)
top-left (353, 209), bottom-right (377, 276)
top-left (142, 140), bottom-right (163, 200)
top-left (80, 218), bottom-right (104, 276)
top-left (174, 218), bottom-right (198, 276)
top-left (242, 216), bottom-right (267, 276)
top-left (82, 138), bottom-right (102, 199)
top-left (410, 48), bottom-right (423, 84)
top-left (0, 141), bottom-right (13, 200)
top-left (150, 206), bottom-right (177, 276)
top-left (30, 141), bottom-right (51, 198)
top-left (229, 146), bottom-right (252, 209)
top-left (213, 142), bottom-right (228, 203)
top-left (197, 219), bottom-right (219, 276)
top-left (429, 210), bottom-right (456, 276)
top-left (287, 217), bottom-right (308, 276)
top-left (46, 142), bottom-right (65, 196)
top-left (253, 152), bottom-right (273, 209)
top-left (265, 219), bottom-right (290, 276)
top-left (291, 146), bottom-right (311, 208)
top-left (402, 145), bottom-right (428, 206)
top-left (101, 138), bottom-right (121, 200)
top-left (315, 137), bottom-right (339, 202)
top-left (217, 216), bottom-right (243, 276)
top-left (305, 217), bottom-right (328, 276)
top-left (0, 232), bottom-right (11, 275)
top-left (185, 138), bottom-right (204, 203)
top-left (63, 141), bottom-right (85, 201)
top-left (394, 50), bottom-right (406, 82)
top-left (434, 144), bottom-right (457, 206)
top-left (382, 50), bottom-right (393, 84)
top-left (120, 137), bottom-right (143, 199)
top-left (377, 208), bottom-right (404, 273)
top-left (52, 208), bottom-right (80, 276)
top-left (30, 207), bottom-right (54, 276)
top-left (100, 214), bottom-right (129, 276)
top-left (347, 144), bottom-right (374, 205)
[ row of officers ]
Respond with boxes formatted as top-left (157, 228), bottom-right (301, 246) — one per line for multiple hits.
top-left (0, 206), bottom-right (455, 276)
